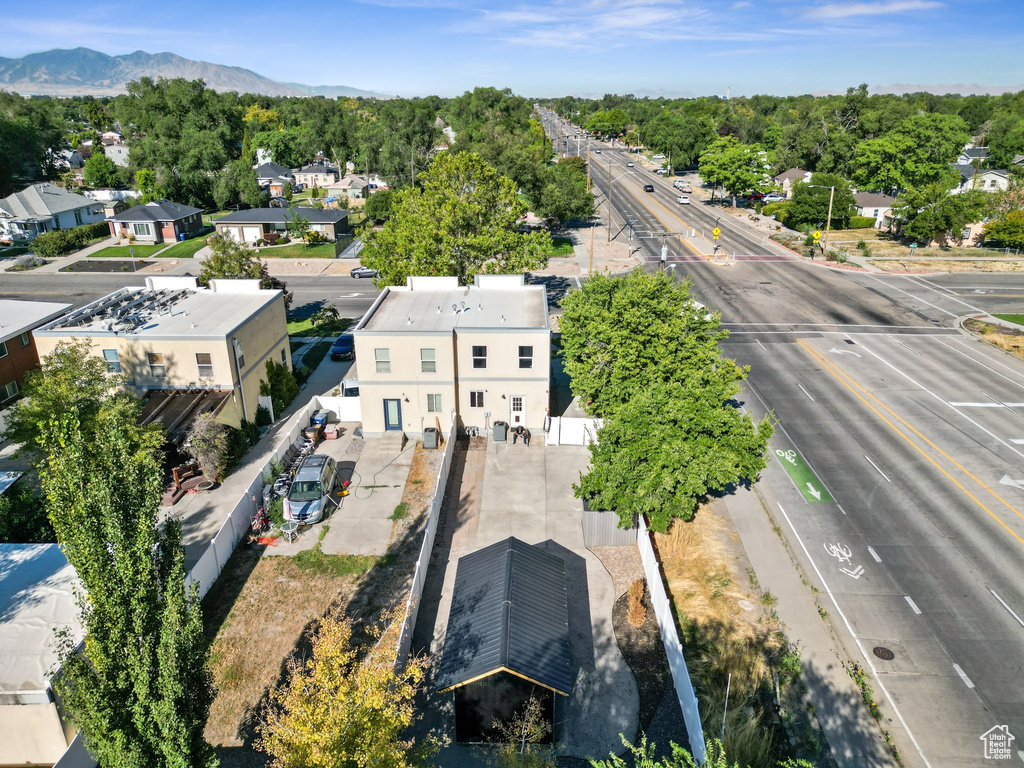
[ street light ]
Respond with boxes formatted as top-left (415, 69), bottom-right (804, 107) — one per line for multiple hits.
top-left (805, 184), bottom-right (836, 254)
top-left (606, 168), bottom-right (635, 242)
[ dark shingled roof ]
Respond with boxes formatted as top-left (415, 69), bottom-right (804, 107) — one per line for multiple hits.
top-left (111, 199), bottom-right (202, 223)
top-left (214, 207), bottom-right (348, 225)
top-left (437, 537), bottom-right (572, 695)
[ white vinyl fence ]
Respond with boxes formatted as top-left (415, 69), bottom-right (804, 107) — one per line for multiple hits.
top-left (315, 395), bottom-right (362, 423)
top-left (395, 424), bottom-right (457, 661)
top-left (637, 515), bottom-right (707, 764)
top-left (545, 416), bottom-right (602, 446)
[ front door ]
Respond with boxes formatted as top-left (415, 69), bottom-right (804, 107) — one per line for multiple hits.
top-left (383, 399), bottom-right (402, 431)
top-left (510, 395), bottom-right (525, 426)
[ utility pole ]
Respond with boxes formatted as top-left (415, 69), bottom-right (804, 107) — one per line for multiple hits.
top-left (411, 145), bottom-right (415, 186)
top-left (587, 145), bottom-right (594, 275)
top-left (823, 185), bottom-right (835, 255)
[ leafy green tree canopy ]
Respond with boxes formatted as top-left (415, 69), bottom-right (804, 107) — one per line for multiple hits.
top-left (851, 113), bottom-right (969, 193)
top-left (83, 150), bottom-right (118, 188)
top-left (534, 156), bottom-right (595, 226)
top-left (364, 189), bottom-right (394, 222)
top-left (698, 136), bottom-right (771, 205)
top-left (893, 184), bottom-right (990, 244)
top-left (985, 209), bottom-right (1024, 249)
top-left (359, 151), bottom-right (551, 286)
top-left (787, 172), bottom-right (856, 227)
top-left (199, 234), bottom-right (292, 306)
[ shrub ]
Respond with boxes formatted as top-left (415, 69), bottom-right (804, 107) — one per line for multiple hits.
top-left (262, 359), bottom-right (299, 416)
top-left (240, 418), bottom-right (260, 446)
top-left (761, 201), bottom-right (792, 225)
top-left (225, 427), bottom-right (250, 472)
top-left (185, 412), bottom-right (230, 481)
top-left (848, 215), bottom-right (877, 229)
top-left (305, 230), bottom-right (328, 244)
top-left (627, 578), bottom-right (647, 627)
top-left (30, 221), bottom-right (109, 258)
top-left (255, 404), bottom-right (272, 427)
top-left (10, 254), bottom-right (47, 271)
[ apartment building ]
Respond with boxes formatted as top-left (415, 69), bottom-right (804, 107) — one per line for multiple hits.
top-left (33, 277), bottom-right (290, 429)
top-left (0, 300), bottom-right (72, 407)
top-left (352, 274), bottom-right (550, 438)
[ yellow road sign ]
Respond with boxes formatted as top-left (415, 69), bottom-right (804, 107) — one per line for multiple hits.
top-left (812, 230), bottom-right (821, 240)
top-left (713, 235), bottom-right (719, 241)
top-left (712, 227), bottom-right (721, 236)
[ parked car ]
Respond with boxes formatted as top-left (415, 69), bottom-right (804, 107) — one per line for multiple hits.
top-left (284, 454), bottom-right (338, 524)
top-left (594, 149), bottom-right (602, 153)
top-left (652, 154), bottom-right (666, 159)
top-left (350, 265), bottom-right (378, 279)
top-left (643, 184), bottom-right (655, 193)
top-left (676, 196), bottom-right (690, 205)
top-left (330, 333), bottom-right (355, 361)
top-left (627, 162), bottom-right (634, 167)
top-left (762, 193), bottom-right (785, 204)
top-left (340, 378), bottom-right (359, 397)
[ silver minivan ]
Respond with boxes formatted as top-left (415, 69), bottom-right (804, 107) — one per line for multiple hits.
top-left (284, 454), bottom-right (337, 524)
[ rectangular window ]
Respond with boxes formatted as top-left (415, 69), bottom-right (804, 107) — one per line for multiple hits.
top-left (102, 349), bottom-right (121, 373)
top-left (470, 390), bottom-right (484, 408)
top-left (375, 348), bottom-right (391, 373)
top-left (472, 345), bottom-right (487, 369)
top-left (235, 341), bottom-right (245, 369)
top-left (1, 380), bottom-right (18, 402)
top-left (74, 209), bottom-right (83, 226)
top-left (0, 341), bottom-right (7, 359)
top-left (132, 222), bottom-right (149, 237)
top-left (420, 348), bottom-right (436, 373)
top-left (280, 348), bottom-right (287, 364)
top-left (961, 229), bottom-right (971, 240)
top-left (427, 394), bottom-right (442, 413)
top-left (147, 352), bottom-right (165, 377)
top-left (196, 352), bottom-right (214, 378)
top-left (19, 331), bottom-right (30, 347)
top-left (518, 345), bottom-right (533, 369)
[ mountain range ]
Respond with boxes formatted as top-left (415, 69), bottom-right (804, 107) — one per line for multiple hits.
top-left (0, 48), bottom-right (393, 99)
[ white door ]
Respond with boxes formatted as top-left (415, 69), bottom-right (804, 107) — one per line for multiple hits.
top-left (510, 395), bottom-right (525, 426)
top-left (242, 226), bottom-right (261, 243)
top-left (224, 227), bottom-right (240, 242)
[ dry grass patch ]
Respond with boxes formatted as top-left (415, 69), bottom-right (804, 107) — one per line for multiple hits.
top-left (873, 258), bottom-right (1024, 273)
top-left (965, 317), bottom-right (1024, 359)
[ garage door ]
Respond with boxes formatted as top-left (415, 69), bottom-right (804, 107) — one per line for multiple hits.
top-left (242, 226), bottom-right (261, 243)
top-left (222, 227), bottom-right (239, 242)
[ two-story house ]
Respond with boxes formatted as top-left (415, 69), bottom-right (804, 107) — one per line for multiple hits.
top-left (352, 275), bottom-right (550, 438)
top-left (951, 165), bottom-right (1010, 194)
top-left (0, 300), bottom-right (72, 408)
top-left (33, 277), bottom-right (290, 430)
top-left (293, 163), bottom-right (339, 189)
top-left (0, 183), bottom-right (105, 242)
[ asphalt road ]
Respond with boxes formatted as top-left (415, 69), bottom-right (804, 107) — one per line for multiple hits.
top-left (538, 111), bottom-right (1024, 768)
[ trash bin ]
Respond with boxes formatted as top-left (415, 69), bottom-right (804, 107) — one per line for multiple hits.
top-left (179, 232), bottom-right (186, 242)
top-left (423, 427), bottom-right (439, 450)
top-left (311, 409), bottom-right (329, 428)
top-left (493, 421), bottom-right (508, 442)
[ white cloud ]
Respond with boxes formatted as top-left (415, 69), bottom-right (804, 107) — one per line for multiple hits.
top-left (805, 1), bottom-right (942, 20)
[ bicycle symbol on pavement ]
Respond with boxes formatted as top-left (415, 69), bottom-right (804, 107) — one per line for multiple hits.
top-left (775, 448), bottom-right (798, 466)
top-left (824, 542), bottom-right (853, 564)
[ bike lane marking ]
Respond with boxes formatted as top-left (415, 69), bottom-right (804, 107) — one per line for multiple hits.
top-left (773, 447), bottom-right (834, 503)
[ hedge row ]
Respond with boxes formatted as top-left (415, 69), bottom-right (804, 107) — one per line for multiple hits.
top-left (848, 216), bottom-right (877, 229)
top-left (30, 221), bottom-right (109, 259)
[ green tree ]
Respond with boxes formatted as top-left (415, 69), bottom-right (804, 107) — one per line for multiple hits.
top-left (850, 113), bottom-right (969, 193)
top-left (135, 168), bottom-right (163, 203)
top-left (589, 735), bottom-right (813, 768)
top-left (262, 358), bottom-right (299, 416)
top-left (698, 136), bottom-right (771, 205)
top-left (0, 479), bottom-right (53, 543)
top-left (534, 157), bottom-right (595, 226)
top-left (489, 695), bottom-right (556, 768)
top-left (258, 612), bottom-right (441, 768)
top-left (83, 149), bottom-right (118, 188)
top-left (364, 189), bottom-right (394, 222)
top-left (286, 207), bottom-right (312, 242)
top-left (787, 172), bottom-right (856, 228)
top-left (985, 209), bottom-right (1024, 249)
top-left (198, 233), bottom-right (291, 306)
top-left (893, 185), bottom-right (990, 244)
top-left (642, 112), bottom-right (717, 169)
top-left (360, 151), bottom-right (550, 286)
top-left (39, 396), bottom-right (215, 768)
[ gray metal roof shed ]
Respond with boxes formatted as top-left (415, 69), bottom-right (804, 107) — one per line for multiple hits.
top-left (438, 537), bottom-right (572, 695)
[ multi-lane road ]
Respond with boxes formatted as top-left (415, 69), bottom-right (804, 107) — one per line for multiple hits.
top-left (542, 109), bottom-right (1024, 766)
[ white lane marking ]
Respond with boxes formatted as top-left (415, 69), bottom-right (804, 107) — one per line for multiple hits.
top-left (830, 347), bottom-right (862, 357)
top-left (984, 392), bottom-right (1017, 413)
top-left (858, 343), bottom-right (1024, 464)
top-left (867, 546), bottom-right (882, 562)
top-left (573, 276), bottom-right (582, 289)
top-left (1017, 749), bottom-right (1024, 762)
top-left (953, 663), bottom-right (975, 689)
top-left (723, 322), bottom-right (941, 328)
top-left (798, 383), bottom-right (815, 401)
top-left (776, 502), bottom-right (933, 767)
top-left (867, 274), bottom-right (958, 318)
top-left (944, 337), bottom-right (1024, 390)
top-left (948, 402), bottom-right (1024, 407)
top-left (904, 274), bottom-right (984, 313)
top-left (990, 589), bottom-right (1024, 630)
top-left (1012, 439), bottom-right (1024, 445)
top-left (756, 339), bottom-right (767, 350)
top-left (889, 336), bottom-right (924, 356)
top-left (841, 565), bottom-right (865, 579)
top-left (837, 503), bottom-right (848, 515)
top-left (905, 595), bottom-right (922, 614)
top-left (864, 454), bottom-right (891, 482)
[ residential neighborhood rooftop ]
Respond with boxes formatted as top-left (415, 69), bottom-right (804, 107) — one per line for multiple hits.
top-left (853, 191), bottom-right (896, 207)
top-left (953, 164), bottom-right (1008, 180)
top-left (0, 183), bottom-right (98, 221)
top-left (215, 207), bottom-right (348, 224)
top-left (254, 162), bottom-right (292, 178)
top-left (0, 299), bottom-right (72, 342)
top-left (357, 275), bottom-right (549, 333)
top-left (34, 277), bottom-right (282, 340)
top-left (110, 199), bottom-right (202, 223)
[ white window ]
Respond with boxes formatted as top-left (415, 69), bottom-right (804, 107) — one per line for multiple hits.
top-left (235, 341), bottom-right (245, 369)
top-left (196, 352), bottom-right (214, 378)
top-left (427, 394), bottom-right (442, 413)
top-left (132, 222), bottom-right (149, 237)
top-left (872, 209), bottom-right (879, 218)
top-left (19, 331), bottom-right (30, 347)
top-left (1, 380), bottom-right (18, 402)
top-left (280, 348), bottom-right (287, 364)
top-left (102, 349), bottom-right (121, 373)
top-left (0, 341), bottom-right (7, 359)
top-left (375, 348), bottom-right (391, 373)
top-left (147, 352), bottom-right (165, 377)
top-left (470, 390), bottom-right (484, 408)
top-left (472, 345), bottom-right (487, 369)
top-left (518, 345), bottom-right (533, 369)
top-left (961, 229), bottom-right (971, 240)
top-left (421, 348), bottom-right (436, 373)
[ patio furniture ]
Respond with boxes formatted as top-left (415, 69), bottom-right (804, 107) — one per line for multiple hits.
top-left (280, 521), bottom-right (300, 543)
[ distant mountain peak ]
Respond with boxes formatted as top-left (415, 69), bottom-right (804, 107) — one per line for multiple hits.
top-left (0, 47), bottom-right (392, 99)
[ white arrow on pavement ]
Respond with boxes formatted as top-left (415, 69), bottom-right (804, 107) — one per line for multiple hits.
top-left (840, 565), bottom-right (865, 580)
top-left (1000, 474), bottom-right (1024, 490)
top-left (338, 293), bottom-right (363, 298)
top-left (806, 483), bottom-right (821, 500)
top-left (829, 348), bottom-right (862, 358)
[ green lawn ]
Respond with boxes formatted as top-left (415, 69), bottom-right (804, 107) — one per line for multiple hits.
top-left (550, 236), bottom-right (575, 256)
top-left (89, 244), bottom-right (169, 259)
top-left (297, 341), bottom-right (332, 374)
top-left (286, 317), bottom-right (351, 337)
top-left (994, 314), bottom-right (1024, 326)
top-left (257, 242), bottom-right (336, 259)
top-left (201, 211), bottom-right (231, 226)
top-left (157, 237), bottom-right (209, 259)
top-left (0, 246), bottom-right (30, 256)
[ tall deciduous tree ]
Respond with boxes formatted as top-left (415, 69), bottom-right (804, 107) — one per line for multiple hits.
top-left (850, 113), bottom-right (969, 193)
top-left (698, 136), bottom-right (771, 205)
top-left (360, 151), bottom-right (550, 285)
top-left (83, 149), bottom-right (118, 188)
top-left (38, 387), bottom-right (215, 768)
top-left (787, 172), bottom-right (856, 228)
top-left (199, 233), bottom-right (291, 306)
top-left (534, 156), bottom-right (595, 226)
top-left (258, 612), bottom-right (442, 768)
top-left (893, 184), bottom-right (989, 244)
top-left (985, 209), bottom-right (1024, 249)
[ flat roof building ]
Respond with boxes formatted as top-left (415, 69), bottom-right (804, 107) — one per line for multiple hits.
top-left (0, 299), bottom-right (72, 407)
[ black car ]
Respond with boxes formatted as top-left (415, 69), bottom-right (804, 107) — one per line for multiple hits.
top-left (643, 184), bottom-right (655, 193)
top-left (330, 333), bottom-right (355, 361)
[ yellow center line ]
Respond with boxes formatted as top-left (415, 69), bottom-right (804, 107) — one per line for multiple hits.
top-left (797, 338), bottom-right (1024, 547)
top-left (609, 164), bottom-right (704, 257)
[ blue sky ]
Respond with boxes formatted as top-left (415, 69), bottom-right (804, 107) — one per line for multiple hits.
top-left (3, 0), bottom-right (1023, 97)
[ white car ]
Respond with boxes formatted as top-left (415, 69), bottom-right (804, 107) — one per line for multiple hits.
top-left (762, 193), bottom-right (785, 204)
top-left (627, 162), bottom-right (634, 167)
top-left (652, 154), bottom-right (665, 159)
top-left (676, 196), bottom-right (690, 205)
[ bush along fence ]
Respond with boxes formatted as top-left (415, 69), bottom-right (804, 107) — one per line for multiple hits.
top-left (394, 423), bottom-right (457, 663)
top-left (637, 514), bottom-right (707, 764)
